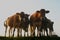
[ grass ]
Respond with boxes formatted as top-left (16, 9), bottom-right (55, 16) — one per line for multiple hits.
top-left (0, 35), bottom-right (60, 40)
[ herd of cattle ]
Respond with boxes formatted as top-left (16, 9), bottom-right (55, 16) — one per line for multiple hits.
top-left (4, 9), bottom-right (54, 37)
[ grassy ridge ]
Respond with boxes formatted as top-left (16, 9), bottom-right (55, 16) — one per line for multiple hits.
top-left (0, 36), bottom-right (60, 40)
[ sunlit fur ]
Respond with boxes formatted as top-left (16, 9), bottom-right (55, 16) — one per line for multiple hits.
top-left (4, 13), bottom-right (22, 37)
top-left (30, 11), bottom-right (43, 36)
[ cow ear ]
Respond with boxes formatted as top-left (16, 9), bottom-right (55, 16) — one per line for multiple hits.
top-left (45, 10), bottom-right (50, 13)
top-left (16, 12), bottom-right (20, 15)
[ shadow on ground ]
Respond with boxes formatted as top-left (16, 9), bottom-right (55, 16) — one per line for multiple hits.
top-left (0, 35), bottom-right (60, 40)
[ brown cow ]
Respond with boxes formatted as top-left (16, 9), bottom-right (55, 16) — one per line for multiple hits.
top-left (30, 9), bottom-right (49, 36)
top-left (4, 13), bottom-right (21, 37)
top-left (30, 10), bottom-right (43, 36)
top-left (4, 12), bottom-right (30, 37)
top-left (13, 12), bottom-right (30, 37)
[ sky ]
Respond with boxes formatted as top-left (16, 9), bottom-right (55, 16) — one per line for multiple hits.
top-left (0, 0), bottom-right (60, 36)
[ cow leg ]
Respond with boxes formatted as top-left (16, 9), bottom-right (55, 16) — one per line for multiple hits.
top-left (10, 28), bottom-right (13, 37)
top-left (49, 22), bottom-right (54, 36)
top-left (9, 27), bottom-right (11, 37)
top-left (43, 29), bottom-right (45, 36)
top-left (30, 26), bottom-right (33, 36)
top-left (46, 29), bottom-right (48, 36)
top-left (37, 30), bottom-right (41, 37)
top-left (19, 28), bottom-right (22, 37)
top-left (37, 27), bottom-right (40, 37)
top-left (12, 28), bottom-right (15, 37)
top-left (31, 26), bottom-right (35, 37)
top-left (17, 27), bottom-right (19, 37)
top-left (5, 27), bottom-right (7, 37)
top-left (49, 30), bottom-right (52, 36)
top-left (24, 28), bottom-right (28, 37)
